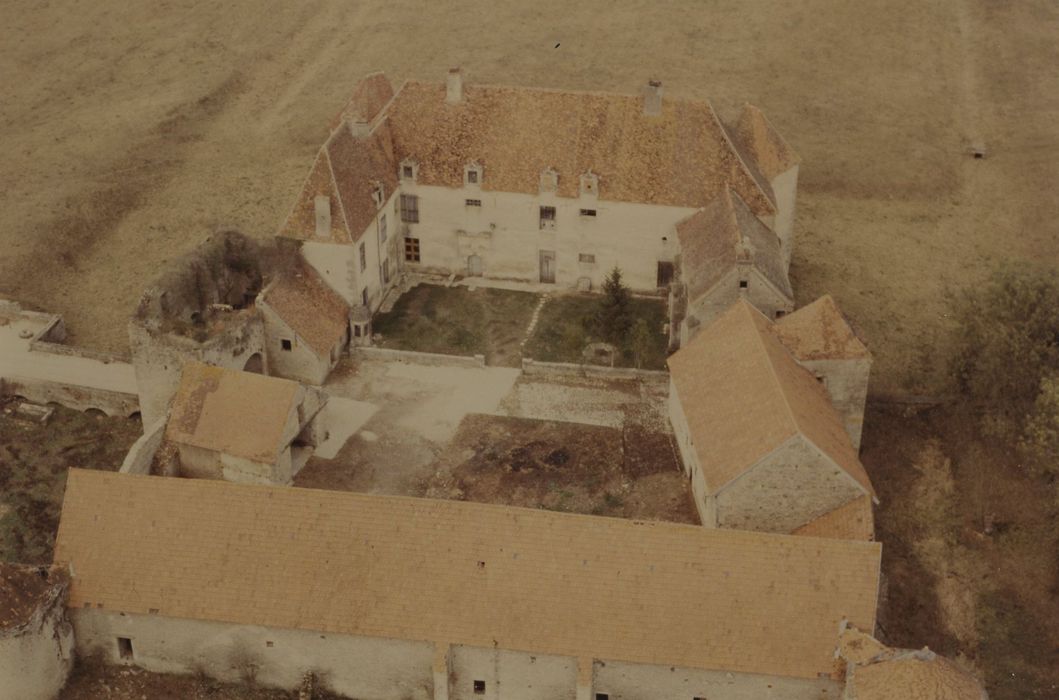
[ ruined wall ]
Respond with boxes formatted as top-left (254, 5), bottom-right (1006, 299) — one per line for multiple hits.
top-left (0, 376), bottom-right (138, 418)
top-left (176, 441), bottom-right (294, 485)
top-left (129, 314), bottom-right (266, 427)
top-left (591, 657), bottom-right (840, 700)
top-left (119, 417), bottom-right (167, 475)
top-left (666, 378), bottom-right (712, 526)
top-left (716, 435), bottom-right (865, 533)
top-left (680, 267), bottom-right (792, 348)
top-left (0, 570), bottom-right (74, 700)
top-left (71, 610), bottom-right (435, 699)
top-left (797, 357), bottom-right (870, 450)
top-left (394, 181), bottom-right (694, 292)
top-left (448, 645), bottom-right (578, 700)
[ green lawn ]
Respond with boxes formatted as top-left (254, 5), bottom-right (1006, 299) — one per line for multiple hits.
top-left (371, 284), bottom-right (540, 367)
top-left (523, 293), bottom-right (669, 370)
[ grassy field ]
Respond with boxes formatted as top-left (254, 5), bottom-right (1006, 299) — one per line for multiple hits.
top-left (0, 400), bottom-right (140, 564)
top-left (371, 284), bottom-right (538, 366)
top-left (522, 293), bottom-right (669, 370)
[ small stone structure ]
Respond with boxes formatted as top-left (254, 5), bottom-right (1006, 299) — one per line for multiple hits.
top-left (668, 298), bottom-right (876, 535)
top-left (0, 563), bottom-right (74, 700)
top-left (165, 362), bottom-right (328, 484)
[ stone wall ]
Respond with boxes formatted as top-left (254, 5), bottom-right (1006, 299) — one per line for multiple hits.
top-left (72, 609), bottom-right (435, 699)
top-left (715, 435), bottom-right (865, 533)
top-left (356, 346), bottom-right (487, 368)
top-left (798, 357), bottom-right (871, 450)
top-left (0, 376), bottom-right (139, 418)
top-left (592, 657), bottom-right (839, 700)
top-left (680, 267), bottom-right (792, 348)
top-left (119, 417), bottom-right (167, 475)
top-left (257, 298), bottom-right (333, 386)
top-left (0, 568), bottom-right (74, 700)
top-left (521, 358), bottom-right (669, 383)
top-left (667, 378), bottom-right (712, 526)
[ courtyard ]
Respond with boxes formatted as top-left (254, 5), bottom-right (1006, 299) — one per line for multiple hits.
top-left (294, 355), bottom-right (694, 525)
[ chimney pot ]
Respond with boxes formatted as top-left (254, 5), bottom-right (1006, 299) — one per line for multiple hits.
top-left (446, 68), bottom-right (464, 104)
top-left (643, 79), bottom-right (663, 116)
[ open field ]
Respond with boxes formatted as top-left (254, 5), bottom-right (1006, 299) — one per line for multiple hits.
top-left (1, 0), bottom-right (1055, 395)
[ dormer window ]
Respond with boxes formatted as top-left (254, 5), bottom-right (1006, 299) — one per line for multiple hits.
top-left (399, 158), bottom-right (418, 183)
top-left (371, 182), bottom-right (385, 208)
top-left (539, 167), bottom-right (558, 193)
top-left (580, 171), bottom-right (599, 198)
top-left (465, 163), bottom-right (482, 187)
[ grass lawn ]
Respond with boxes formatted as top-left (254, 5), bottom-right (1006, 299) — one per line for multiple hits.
top-left (371, 284), bottom-right (540, 367)
top-left (523, 293), bottom-right (669, 370)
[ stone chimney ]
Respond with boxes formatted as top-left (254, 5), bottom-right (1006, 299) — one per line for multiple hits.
top-left (643, 79), bottom-right (663, 116)
top-left (446, 67), bottom-right (464, 104)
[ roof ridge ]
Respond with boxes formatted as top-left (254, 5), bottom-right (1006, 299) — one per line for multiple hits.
top-left (742, 301), bottom-right (801, 436)
top-left (401, 77), bottom-right (721, 109)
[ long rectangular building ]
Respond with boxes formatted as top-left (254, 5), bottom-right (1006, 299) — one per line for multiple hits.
top-left (55, 469), bottom-right (880, 699)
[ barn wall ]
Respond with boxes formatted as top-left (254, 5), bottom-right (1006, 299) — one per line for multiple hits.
top-left (448, 645), bottom-right (578, 700)
top-left (796, 357), bottom-right (870, 450)
top-left (716, 436), bottom-right (864, 533)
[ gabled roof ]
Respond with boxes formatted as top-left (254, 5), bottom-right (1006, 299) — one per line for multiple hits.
top-left (730, 104), bottom-right (801, 181)
top-left (330, 72), bottom-right (394, 129)
top-left (55, 470), bottom-right (882, 682)
top-left (792, 495), bottom-right (874, 541)
top-left (277, 149), bottom-right (349, 243)
top-left (325, 120), bottom-right (399, 240)
top-left (774, 294), bottom-right (871, 361)
top-left (384, 79), bottom-right (777, 213)
top-left (839, 628), bottom-right (987, 700)
top-left (261, 259), bottom-right (349, 356)
top-left (667, 300), bottom-right (875, 497)
top-left (165, 363), bottom-right (300, 463)
top-left (675, 188), bottom-right (792, 302)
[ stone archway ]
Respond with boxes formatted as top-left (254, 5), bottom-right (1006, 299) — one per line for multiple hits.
top-left (243, 353), bottom-right (264, 374)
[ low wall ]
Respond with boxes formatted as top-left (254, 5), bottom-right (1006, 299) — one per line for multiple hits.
top-left (28, 339), bottom-right (129, 364)
top-left (521, 358), bottom-right (669, 383)
top-left (119, 418), bottom-right (168, 475)
top-left (0, 376), bottom-right (139, 417)
top-left (357, 346), bottom-right (487, 368)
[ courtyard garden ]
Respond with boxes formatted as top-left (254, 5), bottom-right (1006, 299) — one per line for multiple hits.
top-left (371, 284), bottom-right (539, 367)
top-left (523, 270), bottom-right (669, 370)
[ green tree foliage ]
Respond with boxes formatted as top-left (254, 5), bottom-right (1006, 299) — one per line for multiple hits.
top-left (595, 267), bottom-right (632, 343)
top-left (950, 264), bottom-right (1059, 460)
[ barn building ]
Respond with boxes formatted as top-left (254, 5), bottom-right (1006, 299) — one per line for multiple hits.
top-left (55, 469), bottom-right (882, 700)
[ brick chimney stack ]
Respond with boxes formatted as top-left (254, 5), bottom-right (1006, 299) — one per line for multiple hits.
top-left (446, 67), bottom-right (464, 104)
top-left (643, 79), bottom-right (663, 116)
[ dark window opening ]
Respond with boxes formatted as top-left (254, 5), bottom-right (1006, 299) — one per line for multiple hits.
top-left (402, 165), bottom-right (414, 179)
top-left (405, 237), bottom-right (421, 263)
top-left (595, 694), bottom-right (609, 700)
top-left (281, 339), bottom-right (293, 351)
top-left (362, 288), bottom-right (369, 307)
top-left (775, 310), bottom-right (786, 319)
top-left (473, 680), bottom-right (486, 694)
top-left (354, 324), bottom-right (362, 338)
top-left (539, 205), bottom-right (557, 230)
top-left (657, 261), bottom-right (675, 288)
top-left (580, 208), bottom-right (597, 217)
top-left (466, 198), bottom-right (482, 207)
top-left (400, 194), bottom-right (419, 223)
top-left (739, 279), bottom-right (748, 289)
top-left (579, 253), bottom-right (596, 263)
top-left (266, 640), bottom-right (274, 648)
top-left (359, 242), bottom-right (367, 272)
top-left (117, 637), bottom-right (134, 660)
top-left (467, 169), bottom-right (479, 184)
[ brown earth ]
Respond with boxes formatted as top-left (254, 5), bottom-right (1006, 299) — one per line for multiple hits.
top-left (423, 413), bottom-right (697, 524)
top-left (0, 398), bottom-right (141, 564)
top-left (862, 401), bottom-right (1059, 699)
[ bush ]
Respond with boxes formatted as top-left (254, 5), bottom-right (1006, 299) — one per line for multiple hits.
top-left (953, 265), bottom-right (1059, 436)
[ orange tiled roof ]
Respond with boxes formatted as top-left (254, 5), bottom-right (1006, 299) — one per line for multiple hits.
top-left (667, 300), bottom-right (875, 497)
top-left (774, 294), bottom-right (870, 361)
top-left (262, 260), bottom-right (349, 357)
top-left (792, 495), bottom-right (874, 541)
top-left (54, 470), bottom-right (882, 681)
top-left (729, 104), bottom-right (801, 181)
top-left (330, 72), bottom-right (394, 129)
top-left (165, 363), bottom-right (299, 463)
top-left (675, 188), bottom-right (791, 302)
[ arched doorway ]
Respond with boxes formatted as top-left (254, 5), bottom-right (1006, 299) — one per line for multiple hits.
top-left (243, 353), bottom-right (264, 374)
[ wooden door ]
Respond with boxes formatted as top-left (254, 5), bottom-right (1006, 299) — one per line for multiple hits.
top-left (539, 250), bottom-right (556, 284)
